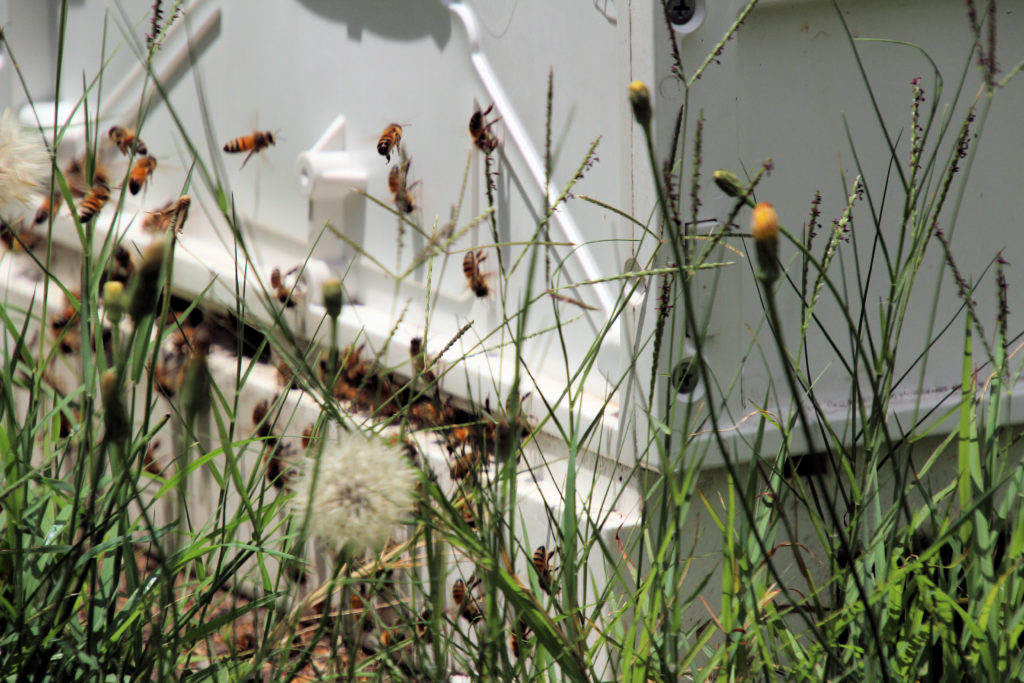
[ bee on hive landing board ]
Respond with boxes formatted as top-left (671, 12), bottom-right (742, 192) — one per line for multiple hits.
top-left (109, 125), bottom-right (148, 157)
top-left (377, 123), bottom-right (403, 163)
top-left (451, 577), bottom-right (482, 623)
top-left (78, 169), bottom-right (110, 223)
top-left (223, 129), bottom-right (276, 168)
top-left (462, 249), bottom-right (490, 298)
top-left (469, 101), bottom-right (500, 153)
top-left (142, 195), bottom-right (190, 234)
top-left (388, 158), bottom-right (419, 214)
top-left (128, 156), bottom-right (157, 195)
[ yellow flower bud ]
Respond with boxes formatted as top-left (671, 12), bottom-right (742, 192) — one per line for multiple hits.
top-left (628, 81), bottom-right (652, 128)
top-left (750, 202), bottom-right (780, 284)
top-left (750, 202), bottom-right (779, 243)
top-left (103, 281), bottom-right (126, 324)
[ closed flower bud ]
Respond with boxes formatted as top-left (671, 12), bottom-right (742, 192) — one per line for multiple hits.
top-left (129, 238), bottom-right (166, 321)
top-left (101, 369), bottom-right (130, 444)
top-left (713, 169), bottom-right (743, 199)
top-left (180, 327), bottom-right (212, 424)
top-left (750, 202), bottom-right (780, 283)
top-left (628, 81), bottom-right (652, 128)
top-left (322, 278), bottom-right (343, 319)
top-left (103, 281), bottom-right (126, 324)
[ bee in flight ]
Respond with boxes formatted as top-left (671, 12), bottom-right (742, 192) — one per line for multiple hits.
top-left (223, 130), bottom-right (276, 168)
top-left (469, 102), bottom-right (500, 153)
top-left (387, 158), bottom-right (419, 214)
top-left (377, 123), bottom-right (403, 163)
top-left (128, 156), bottom-right (157, 195)
top-left (78, 168), bottom-right (110, 223)
top-left (462, 249), bottom-right (490, 298)
top-left (270, 266), bottom-right (305, 308)
top-left (34, 192), bottom-right (62, 226)
top-left (109, 125), bottom-right (148, 157)
top-left (142, 195), bottom-right (191, 234)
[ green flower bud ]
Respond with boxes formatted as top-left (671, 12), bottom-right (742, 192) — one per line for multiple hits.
top-left (129, 239), bottom-right (167, 321)
top-left (322, 278), bottom-right (343, 319)
top-left (713, 169), bottom-right (743, 198)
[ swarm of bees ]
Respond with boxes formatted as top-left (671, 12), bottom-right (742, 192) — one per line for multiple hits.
top-left (469, 102), bottom-right (500, 153)
top-left (377, 123), bottom-right (403, 163)
top-left (223, 129), bottom-right (276, 168)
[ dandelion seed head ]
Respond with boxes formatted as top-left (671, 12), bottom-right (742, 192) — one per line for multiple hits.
top-left (0, 109), bottom-right (51, 213)
top-left (290, 429), bottom-right (417, 555)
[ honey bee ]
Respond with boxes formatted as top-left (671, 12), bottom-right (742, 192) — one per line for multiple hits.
top-left (301, 422), bottom-right (315, 450)
top-left (387, 158), bottom-right (419, 214)
top-left (153, 322), bottom-right (198, 397)
top-left (462, 249), bottom-right (490, 297)
top-left (0, 217), bottom-right (41, 252)
top-left (532, 545), bottom-right (554, 594)
top-left (142, 195), bottom-right (190, 234)
top-left (469, 102), bottom-right (500, 153)
top-left (251, 397), bottom-right (297, 489)
top-left (222, 130), bottom-right (276, 168)
top-left (451, 577), bottom-right (482, 623)
top-left (376, 123), bottom-right (403, 163)
top-left (510, 616), bottom-right (531, 658)
top-left (104, 244), bottom-right (136, 286)
top-left (34, 191), bottom-right (63, 225)
top-left (128, 156), bottom-right (157, 195)
top-left (269, 267), bottom-right (292, 307)
top-left (109, 125), bottom-right (148, 157)
top-left (143, 440), bottom-right (164, 476)
top-left (49, 291), bottom-right (81, 355)
top-left (448, 446), bottom-right (481, 480)
top-left (78, 169), bottom-right (110, 223)
top-left (415, 608), bottom-right (432, 643)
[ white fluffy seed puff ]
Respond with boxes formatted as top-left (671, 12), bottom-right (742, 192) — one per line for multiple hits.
top-left (0, 109), bottom-right (51, 212)
top-left (289, 429), bottom-right (417, 556)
